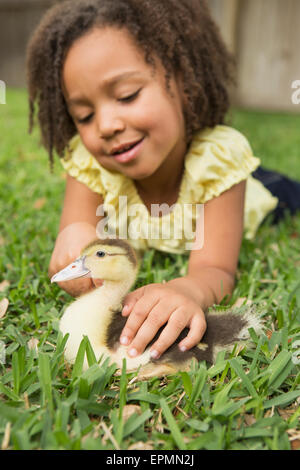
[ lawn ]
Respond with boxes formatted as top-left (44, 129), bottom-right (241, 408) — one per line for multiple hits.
top-left (0, 89), bottom-right (299, 450)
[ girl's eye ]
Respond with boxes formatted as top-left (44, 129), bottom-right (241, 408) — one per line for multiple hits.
top-left (77, 113), bottom-right (93, 124)
top-left (119, 89), bottom-right (141, 103)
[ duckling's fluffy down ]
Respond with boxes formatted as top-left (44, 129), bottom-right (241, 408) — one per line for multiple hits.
top-left (60, 296), bottom-right (264, 378)
top-left (57, 238), bottom-right (263, 378)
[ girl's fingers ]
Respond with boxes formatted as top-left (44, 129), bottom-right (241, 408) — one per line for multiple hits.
top-left (92, 278), bottom-right (104, 288)
top-left (122, 283), bottom-right (163, 316)
top-left (119, 294), bottom-right (161, 346)
top-left (125, 301), bottom-right (177, 357)
top-left (149, 307), bottom-right (189, 358)
top-left (178, 312), bottom-right (207, 351)
top-left (121, 286), bottom-right (146, 317)
top-left (57, 277), bottom-right (94, 297)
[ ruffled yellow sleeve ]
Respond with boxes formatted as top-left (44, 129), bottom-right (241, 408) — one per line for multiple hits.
top-left (61, 134), bottom-right (106, 195)
top-left (184, 125), bottom-right (278, 240)
top-left (244, 175), bottom-right (278, 240)
top-left (185, 125), bottom-right (261, 203)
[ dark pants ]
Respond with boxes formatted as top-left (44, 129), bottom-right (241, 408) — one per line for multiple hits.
top-left (252, 166), bottom-right (300, 224)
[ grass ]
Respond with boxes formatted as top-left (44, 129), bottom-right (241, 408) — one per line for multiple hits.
top-left (0, 88), bottom-right (299, 450)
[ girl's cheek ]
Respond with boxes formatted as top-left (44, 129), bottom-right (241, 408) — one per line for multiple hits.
top-left (79, 129), bottom-right (99, 155)
top-left (134, 112), bottom-right (160, 138)
top-left (132, 91), bottom-right (160, 128)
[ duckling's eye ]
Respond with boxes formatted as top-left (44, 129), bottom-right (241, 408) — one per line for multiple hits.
top-left (96, 251), bottom-right (106, 258)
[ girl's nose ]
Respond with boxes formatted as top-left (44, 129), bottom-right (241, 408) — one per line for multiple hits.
top-left (96, 108), bottom-right (125, 139)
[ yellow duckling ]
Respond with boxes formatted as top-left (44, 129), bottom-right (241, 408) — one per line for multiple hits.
top-left (51, 238), bottom-right (263, 378)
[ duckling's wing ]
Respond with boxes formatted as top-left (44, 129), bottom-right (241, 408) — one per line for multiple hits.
top-left (105, 308), bottom-right (128, 350)
top-left (107, 305), bottom-right (262, 378)
top-left (193, 305), bottom-right (263, 363)
top-left (150, 305), bottom-right (263, 370)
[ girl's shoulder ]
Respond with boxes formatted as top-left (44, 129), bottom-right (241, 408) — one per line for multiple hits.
top-left (189, 124), bottom-right (254, 159)
top-left (184, 125), bottom-right (261, 202)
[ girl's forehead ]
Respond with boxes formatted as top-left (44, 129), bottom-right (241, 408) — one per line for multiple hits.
top-left (62, 27), bottom-right (165, 96)
top-left (65, 27), bottom-right (148, 71)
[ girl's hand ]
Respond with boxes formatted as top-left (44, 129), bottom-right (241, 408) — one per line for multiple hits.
top-left (48, 222), bottom-right (101, 297)
top-left (119, 280), bottom-right (207, 359)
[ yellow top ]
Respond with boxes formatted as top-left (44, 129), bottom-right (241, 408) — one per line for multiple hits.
top-left (61, 125), bottom-right (279, 254)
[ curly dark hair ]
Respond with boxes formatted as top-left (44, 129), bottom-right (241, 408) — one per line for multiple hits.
top-left (26, 0), bottom-right (236, 168)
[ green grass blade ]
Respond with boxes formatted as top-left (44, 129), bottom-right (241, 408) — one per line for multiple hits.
top-left (127, 392), bottom-right (160, 405)
top-left (266, 349), bottom-right (293, 390)
top-left (119, 358), bottom-right (127, 418)
top-left (123, 409), bottom-right (153, 438)
top-left (211, 379), bottom-right (238, 416)
top-left (12, 351), bottom-right (20, 396)
top-left (12, 429), bottom-right (31, 450)
top-left (30, 301), bottom-right (40, 329)
top-left (186, 365), bottom-right (207, 412)
top-left (0, 382), bottom-right (22, 402)
top-left (85, 336), bottom-right (98, 367)
top-left (248, 335), bottom-right (265, 378)
top-left (230, 358), bottom-right (258, 397)
top-left (180, 371), bottom-right (193, 397)
top-left (78, 377), bottom-right (91, 399)
top-left (115, 359), bottom-right (128, 444)
top-left (159, 398), bottom-right (187, 450)
top-left (38, 352), bottom-right (53, 413)
top-left (263, 390), bottom-right (300, 409)
top-left (71, 336), bottom-right (88, 380)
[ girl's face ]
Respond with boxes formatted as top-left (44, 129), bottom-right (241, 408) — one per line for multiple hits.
top-left (62, 27), bottom-right (186, 181)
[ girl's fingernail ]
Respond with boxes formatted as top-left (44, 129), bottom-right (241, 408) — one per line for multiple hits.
top-left (179, 345), bottom-right (186, 352)
top-left (120, 336), bottom-right (129, 345)
top-left (150, 349), bottom-right (159, 359)
top-left (128, 348), bottom-right (137, 357)
top-left (122, 305), bottom-right (130, 314)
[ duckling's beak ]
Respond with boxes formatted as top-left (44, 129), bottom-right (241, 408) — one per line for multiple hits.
top-left (51, 256), bottom-right (91, 283)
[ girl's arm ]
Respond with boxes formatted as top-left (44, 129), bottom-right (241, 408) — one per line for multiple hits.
top-left (59, 174), bottom-right (103, 231)
top-left (120, 180), bottom-right (246, 358)
top-left (177, 178), bottom-right (246, 309)
top-left (49, 174), bottom-right (104, 296)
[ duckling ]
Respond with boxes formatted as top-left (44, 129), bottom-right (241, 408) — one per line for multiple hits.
top-left (51, 238), bottom-right (263, 379)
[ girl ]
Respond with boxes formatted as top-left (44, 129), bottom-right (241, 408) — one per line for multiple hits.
top-left (27, 0), bottom-right (300, 362)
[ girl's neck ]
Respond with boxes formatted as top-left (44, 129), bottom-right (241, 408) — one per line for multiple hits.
top-left (134, 163), bottom-right (184, 207)
top-left (134, 139), bottom-right (187, 208)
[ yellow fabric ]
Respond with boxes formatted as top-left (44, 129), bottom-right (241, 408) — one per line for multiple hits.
top-left (61, 125), bottom-right (279, 254)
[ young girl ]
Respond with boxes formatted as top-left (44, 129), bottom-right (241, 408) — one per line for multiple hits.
top-left (26, 0), bottom-right (300, 362)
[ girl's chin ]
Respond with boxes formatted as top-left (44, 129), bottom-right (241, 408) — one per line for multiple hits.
top-left (96, 155), bottom-right (159, 180)
top-left (111, 162), bottom-right (157, 180)
top-left (125, 167), bottom-right (158, 180)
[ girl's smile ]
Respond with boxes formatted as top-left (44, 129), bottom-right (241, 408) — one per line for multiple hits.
top-left (62, 27), bottom-right (187, 203)
top-left (110, 137), bottom-right (145, 164)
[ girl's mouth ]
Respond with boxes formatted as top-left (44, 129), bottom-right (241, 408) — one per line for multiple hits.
top-left (111, 138), bottom-right (144, 163)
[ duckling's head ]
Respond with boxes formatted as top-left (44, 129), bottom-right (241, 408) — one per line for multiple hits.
top-left (82, 238), bottom-right (139, 283)
top-left (51, 238), bottom-right (139, 285)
